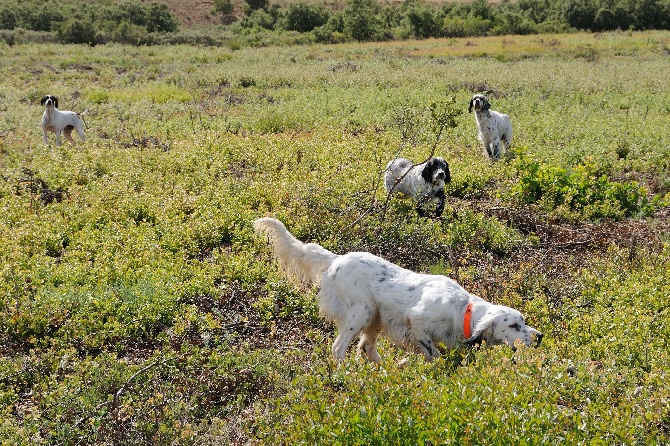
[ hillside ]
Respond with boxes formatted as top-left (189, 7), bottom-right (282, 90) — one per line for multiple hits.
top-left (144, 0), bottom-right (231, 26)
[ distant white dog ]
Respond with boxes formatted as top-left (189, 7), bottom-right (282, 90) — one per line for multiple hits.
top-left (384, 156), bottom-right (450, 217)
top-left (469, 94), bottom-right (512, 160)
top-left (254, 217), bottom-right (543, 363)
top-left (40, 95), bottom-right (86, 146)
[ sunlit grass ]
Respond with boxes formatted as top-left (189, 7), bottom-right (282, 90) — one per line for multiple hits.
top-left (0, 31), bottom-right (669, 444)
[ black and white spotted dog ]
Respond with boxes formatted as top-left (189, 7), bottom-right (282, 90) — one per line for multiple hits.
top-left (469, 94), bottom-right (512, 160)
top-left (384, 156), bottom-right (450, 217)
top-left (40, 95), bottom-right (86, 146)
top-left (254, 217), bottom-right (543, 362)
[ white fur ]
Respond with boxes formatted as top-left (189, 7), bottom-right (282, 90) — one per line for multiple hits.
top-left (40, 95), bottom-right (86, 146)
top-left (254, 217), bottom-right (542, 362)
top-left (469, 94), bottom-right (513, 160)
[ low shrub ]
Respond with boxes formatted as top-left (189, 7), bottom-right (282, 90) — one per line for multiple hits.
top-left (509, 151), bottom-right (656, 221)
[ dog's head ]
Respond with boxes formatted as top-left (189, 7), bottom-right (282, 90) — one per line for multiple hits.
top-left (40, 95), bottom-right (59, 109)
top-left (421, 157), bottom-right (451, 186)
top-left (468, 94), bottom-right (490, 113)
top-left (465, 304), bottom-right (543, 349)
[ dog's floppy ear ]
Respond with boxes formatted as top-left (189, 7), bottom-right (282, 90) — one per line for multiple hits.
top-left (467, 311), bottom-right (497, 346)
top-left (421, 158), bottom-right (435, 183)
top-left (53, 97), bottom-right (59, 108)
top-left (40, 96), bottom-right (48, 106)
top-left (468, 98), bottom-right (474, 113)
top-left (443, 160), bottom-right (451, 183)
top-left (481, 96), bottom-right (490, 111)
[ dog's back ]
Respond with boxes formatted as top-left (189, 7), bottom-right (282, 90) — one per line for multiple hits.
top-left (384, 158), bottom-right (413, 195)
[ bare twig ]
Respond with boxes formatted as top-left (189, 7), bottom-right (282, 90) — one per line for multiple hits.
top-left (112, 355), bottom-right (175, 409)
top-left (380, 98), bottom-right (461, 221)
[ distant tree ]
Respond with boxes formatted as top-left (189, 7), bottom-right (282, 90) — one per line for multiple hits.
top-left (57, 18), bottom-right (96, 44)
top-left (240, 9), bottom-right (275, 29)
top-left (0, 7), bottom-right (17, 30)
top-left (146, 2), bottom-right (179, 32)
top-left (401, 0), bottom-right (441, 38)
top-left (562, 0), bottom-right (597, 30)
top-left (634, 0), bottom-right (667, 30)
top-left (25, 5), bottom-right (63, 32)
top-left (469, 0), bottom-right (493, 20)
top-left (245, 0), bottom-right (269, 13)
top-left (214, 0), bottom-right (235, 16)
top-left (283, 3), bottom-right (330, 32)
top-left (119, 1), bottom-right (148, 28)
top-left (342, 0), bottom-right (383, 41)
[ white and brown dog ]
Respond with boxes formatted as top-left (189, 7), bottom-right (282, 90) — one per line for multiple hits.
top-left (384, 156), bottom-right (450, 218)
top-left (40, 95), bottom-right (86, 146)
top-left (254, 217), bottom-right (543, 363)
top-left (469, 94), bottom-right (512, 160)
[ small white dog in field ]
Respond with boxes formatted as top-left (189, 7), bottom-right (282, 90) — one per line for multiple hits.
top-left (384, 156), bottom-right (450, 218)
top-left (40, 95), bottom-right (86, 146)
top-left (469, 94), bottom-right (512, 160)
top-left (254, 217), bottom-right (543, 363)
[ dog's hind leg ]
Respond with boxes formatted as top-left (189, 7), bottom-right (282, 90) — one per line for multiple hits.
top-left (357, 336), bottom-right (381, 363)
top-left (357, 327), bottom-right (382, 363)
top-left (63, 126), bottom-right (76, 145)
top-left (331, 307), bottom-right (371, 361)
top-left (75, 123), bottom-right (85, 142)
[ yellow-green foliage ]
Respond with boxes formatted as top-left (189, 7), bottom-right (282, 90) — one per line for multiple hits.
top-left (0, 33), bottom-right (669, 444)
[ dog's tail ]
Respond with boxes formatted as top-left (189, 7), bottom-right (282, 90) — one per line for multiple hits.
top-left (78, 110), bottom-right (89, 128)
top-left (254, 217), bottom-right (337, 286)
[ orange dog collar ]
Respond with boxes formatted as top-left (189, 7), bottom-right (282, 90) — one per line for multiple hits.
top-left (463, 301), bottom-right (473, 339)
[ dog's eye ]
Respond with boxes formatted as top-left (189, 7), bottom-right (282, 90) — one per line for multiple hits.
top-left (509, 323), bottom-right (521, 331)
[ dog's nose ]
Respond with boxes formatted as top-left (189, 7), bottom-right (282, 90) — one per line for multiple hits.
top-left (535, 332), bottom-right (543, 347)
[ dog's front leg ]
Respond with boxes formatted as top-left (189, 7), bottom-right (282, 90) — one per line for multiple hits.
top-left (434, 190), bottom-right (445, 217)
top-left (416, 197), bottom-right (429, 218)
top-left (42, 130), bottom-right (49, 145)
top-left (416, 338), bottom-right (438, 361)
top-left (491, 140), bottom-right (501, 159)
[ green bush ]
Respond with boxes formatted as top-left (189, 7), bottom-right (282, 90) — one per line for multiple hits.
top-left (245, 0), bottom-right (269, 13)
top-left (342, 0), bottom-right (384, 41)
top-left (510, 152), bottom-right (655, 221)
top-left (240, 9), bottom-right (276, 30)
top-left (146, 2), bottom-right (179, 33)
top-left (401, 0), bottom-right (442, 38)
top-left (283, 2), bottom-right (330, 33)
top-left (442, 16), bottom-right (491, 37)
top-left (214, 0), bottom-right (235, 16)
top-left (56, 18), bottom-right (97, 45)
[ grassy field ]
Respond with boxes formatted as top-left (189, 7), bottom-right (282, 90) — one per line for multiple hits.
top-left (1, 31), bottom-right (670, 444)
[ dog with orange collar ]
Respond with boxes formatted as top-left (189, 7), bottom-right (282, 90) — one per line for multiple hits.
top-left (254, 217), bottom-right (543, 362)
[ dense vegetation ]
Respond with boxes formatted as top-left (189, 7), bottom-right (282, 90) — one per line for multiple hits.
top-left (0, 0), bottom-right (178, 45)
top-left (238, 0), bottom-right (670, 42)
top-left (2, 0), bottom-right (670, 45)
top-left (1, 31), bottom-right (670, 443)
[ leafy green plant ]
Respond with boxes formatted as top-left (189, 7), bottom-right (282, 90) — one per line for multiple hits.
top-left (509, 151), bottom-right (656, 221)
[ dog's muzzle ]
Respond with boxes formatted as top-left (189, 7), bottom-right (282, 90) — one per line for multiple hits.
top-left (535, 332), bottom-right (543, 347)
